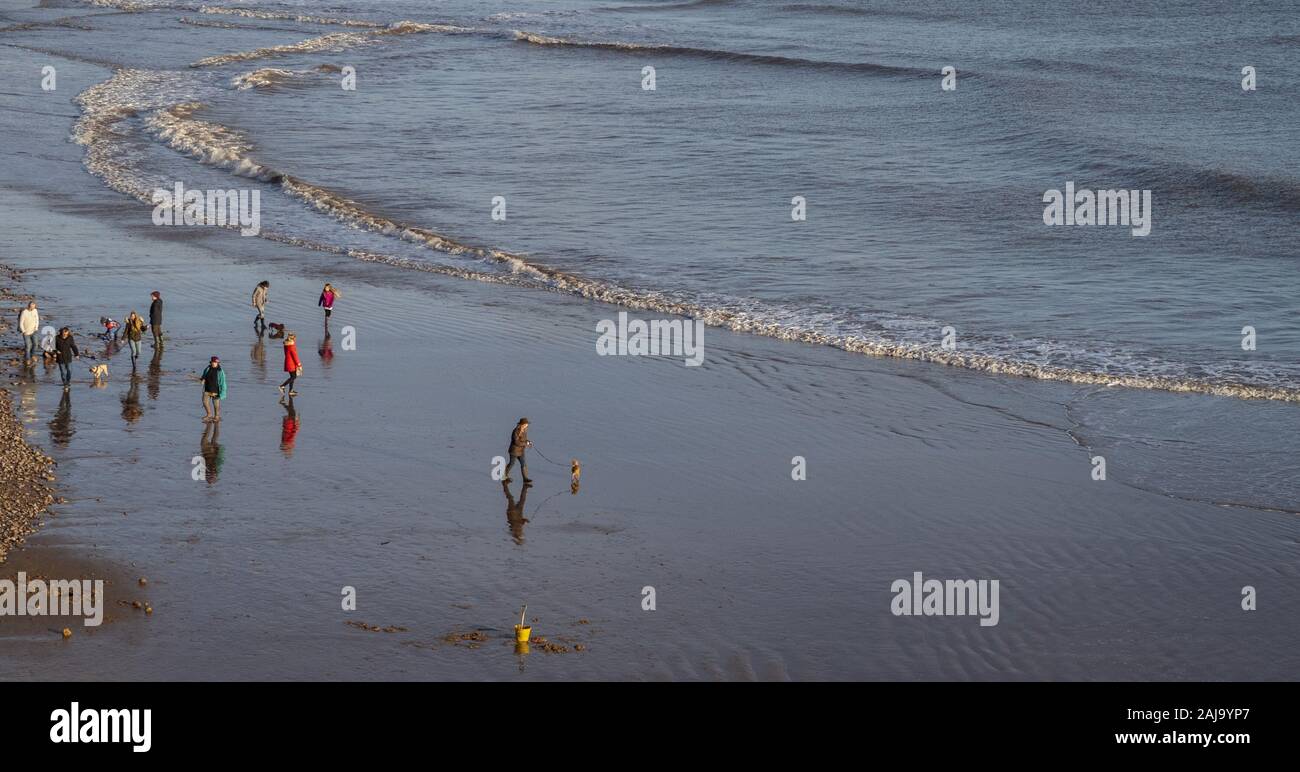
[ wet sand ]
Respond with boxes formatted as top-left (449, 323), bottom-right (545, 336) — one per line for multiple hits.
top-left (0, 180), bottom-right (1296, 680)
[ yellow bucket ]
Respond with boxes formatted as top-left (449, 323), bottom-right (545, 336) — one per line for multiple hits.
top-left (514, 624), bottom-right (532, 643)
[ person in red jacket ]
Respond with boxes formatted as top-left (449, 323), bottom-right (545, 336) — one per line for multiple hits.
top-left (279, 332), bottom-right (302, 396)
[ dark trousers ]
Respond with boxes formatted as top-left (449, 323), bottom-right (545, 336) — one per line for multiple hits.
top-left (151, 325), bottom-right (162, 345)
top-left (280, 372), bottom-right (297, 391)
top-left (58, 361), bottom-right (71, 384)
top-left (505, 453), bottom-right (529, 480)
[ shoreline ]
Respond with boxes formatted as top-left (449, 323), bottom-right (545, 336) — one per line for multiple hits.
top-left (0, 183), bottom-right (1294, 680)
top-left (0, 6), bottom-right (1295, 679)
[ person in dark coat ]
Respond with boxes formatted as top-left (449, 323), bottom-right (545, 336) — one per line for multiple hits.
top-left (54, 327), bottom-right (79, 388)
top-left (501, 480), bottom-right (529, 544)
top-left (199, 355), bottom-right (227, 422)
top-left (503, 417), bottom-right (532, 485)
top-left (149, 291), bottom-right (163, 346)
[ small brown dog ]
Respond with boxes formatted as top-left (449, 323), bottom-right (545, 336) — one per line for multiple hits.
top-left (88, 363), bottom-right (110, 381)
top-left (570, 459), bottom-right (581, 483)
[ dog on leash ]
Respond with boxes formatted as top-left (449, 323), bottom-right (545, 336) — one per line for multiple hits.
top-left (88, 363), bottom-right (109, 381)
top-left (570, 458), bottom-right (582, 495)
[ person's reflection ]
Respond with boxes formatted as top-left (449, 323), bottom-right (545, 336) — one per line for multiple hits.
top-left (317, 332), bottom-right (334, 370)
top-left (200, 421), bottom-right (224, 485)
top-left (99, 336), bottom-right (119, 362)
top-left (146, 346), bottom-right (163, 401)
top-left (16, 378), bottom-right (38, 426)
top-left (280, 396), bottom-right (300, 457)
top-left (120, 376), bottom-right (143, 425)
top-left (48, 390), bottom-right (74, 447)
top-left (502, 480), bottom-right (529, 545)
top-left (251, 327), bottom-right (267, 382)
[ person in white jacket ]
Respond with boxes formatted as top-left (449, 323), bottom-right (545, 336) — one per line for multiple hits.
top-left (17, 301), bottom-right (39, 365)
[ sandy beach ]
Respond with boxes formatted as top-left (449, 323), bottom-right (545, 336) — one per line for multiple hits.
top-left (0, 269), bottom-right (59, 564)
top-left (1, 0), bottom-right (1296, 682)
top-left (1, 172), bottom-right (1296, 679)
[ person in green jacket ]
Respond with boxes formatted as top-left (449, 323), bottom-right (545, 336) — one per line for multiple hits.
top-left (200, 355), bottom-right (227, 423)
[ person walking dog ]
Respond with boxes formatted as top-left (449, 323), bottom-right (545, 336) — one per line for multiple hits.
top-left (54, 327), bottom-right (79, 388)
top-left (252, 280), bottom-right (269, 331)
top-left (503, 417), bottom-right (533, 485)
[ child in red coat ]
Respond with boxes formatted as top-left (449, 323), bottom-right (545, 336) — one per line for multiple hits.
top-left (279, 332), bottom-right (302, 396)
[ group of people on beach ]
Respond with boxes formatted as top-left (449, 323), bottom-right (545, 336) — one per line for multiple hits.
top-left (16, 291), bottom-right (163, 388)
top-left (13, 283), bottom-right (339, 425)
top-left (198, 281), bottom-right (338, 422)
top-left (17, 282), bottom-right (554, 494)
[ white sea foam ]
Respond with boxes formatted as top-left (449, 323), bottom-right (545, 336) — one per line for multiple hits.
top-left (231, 65), bottom-right (342, 90)
top-left (66, 12), bottom-right (1300, 404)
top-left (197, 5), bottom-right (386, 28)
top-left (193, 21), bottom-right (468, 68)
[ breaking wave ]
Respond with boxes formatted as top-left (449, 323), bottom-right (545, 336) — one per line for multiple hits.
top-left (231, 65), bottom-right (342, 91)
top-left (512, 30), bottom-right (932, 77)
top-left (65, 2), bottom-right (1300, 404)
top-left (197, 5), bottom-right (386, 28)
top-left (192, 21), bottom-right (469, 67)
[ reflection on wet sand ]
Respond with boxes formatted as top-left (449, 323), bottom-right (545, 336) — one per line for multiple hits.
top-left (120, 376), bottom-right (143, 424)
top-left (280, 396), bottom-right (299, 457)
top-left (200, 421), bottom-right (223, 485)
top-left (502, 481), bottom-right (529, 545)
top-left (48, 389), bottom-right (74, 447)
top-left (250, 328), bottom-right (266, 381)
top-left (16, 378), bottom-right (38, 427)
top-left (147, 346), bottom-right (163, 401)
top-left (317, 333), bottom-right (333, 370)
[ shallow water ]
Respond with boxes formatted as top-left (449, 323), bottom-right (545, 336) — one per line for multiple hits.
top-left (13, 0), bottom-right (1300, 397)
top-left (0, 183), bottom-right (1296, 680)
top-left (0, 0), bottom-right (1297, 680)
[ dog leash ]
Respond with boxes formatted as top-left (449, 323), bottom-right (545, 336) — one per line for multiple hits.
top-left (529, 445), bottom-right (571, 468)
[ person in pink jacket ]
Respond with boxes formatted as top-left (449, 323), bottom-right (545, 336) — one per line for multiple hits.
top-left (318, 283), bottom-right (338, 327)
top-left (279, 332), bottom-right (302, 397)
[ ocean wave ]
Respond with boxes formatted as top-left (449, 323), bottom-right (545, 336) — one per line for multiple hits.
top-left (197, 5), bottom-right (386, 28)
top-left (69, 55), bottom-right (1300, 404)
top-left (178, 16), bottom-right (248, 30)
top-left (1135, 162), bottom-right (1300, 214)
top-left (192, 21), bottom-right (469, 67)
top-left (485, 10), bottom-right (581, 22)
top-left (512, 30), bottom-right (931, 76)
top-left (87, 0), bottom-right (389, 28)
top-left (86, 0), bottom-right (198, 10)
top-left (774, 3), bottom-right (953, 20)
top-left (601, 0), bottom-right (737, 11)
top-left (231, 64), bottom-right (342, 90)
